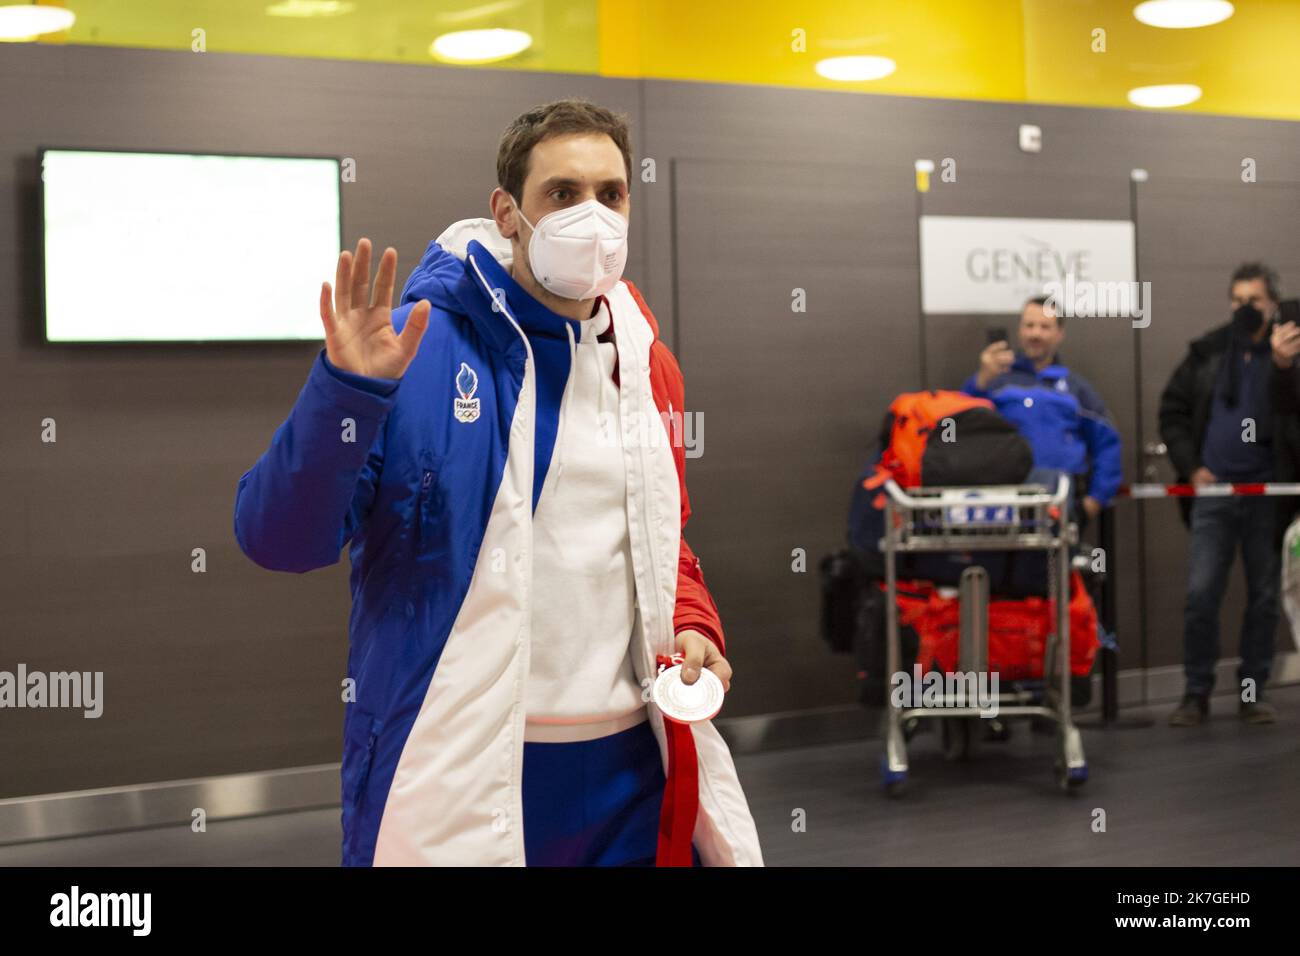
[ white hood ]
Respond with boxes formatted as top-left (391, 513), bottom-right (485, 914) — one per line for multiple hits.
top-left (434, 217), bottom-right (514, 267)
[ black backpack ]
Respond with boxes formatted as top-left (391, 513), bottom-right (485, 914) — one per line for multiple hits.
top-left (819, 547), bottom-right (870, 653)
top-left (819, 548), bottom-right (921, 706)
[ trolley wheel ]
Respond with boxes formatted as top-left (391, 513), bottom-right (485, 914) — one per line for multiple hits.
top-left (940, 717), bottom-right (973, 761)
top-left (880, 759), bottom-right (908, 798)
top-left (1054, 759), bottom-right (1088, 791)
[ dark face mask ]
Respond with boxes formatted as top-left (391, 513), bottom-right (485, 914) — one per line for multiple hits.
top-left (1232, 302), bottom-right (1264, 337)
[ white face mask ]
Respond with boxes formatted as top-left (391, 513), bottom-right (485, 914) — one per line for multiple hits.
top-left (512, 195), bottom-right (629, 300)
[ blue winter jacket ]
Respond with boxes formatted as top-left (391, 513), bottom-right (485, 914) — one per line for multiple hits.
top-left (231, 218), bottom-right (763, 869)
top-left (962, 354), bottom-right (1123, 507)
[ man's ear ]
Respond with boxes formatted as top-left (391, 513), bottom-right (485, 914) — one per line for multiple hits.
top-left (490, 187), bottom-right (519, 240)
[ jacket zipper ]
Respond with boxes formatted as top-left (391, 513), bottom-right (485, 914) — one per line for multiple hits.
top-left (466, 252), bottom-right (535, 866)
top-left (417, 468), bottom-right (434, 547)
top-left (630, 331), bottom-right (672, 667)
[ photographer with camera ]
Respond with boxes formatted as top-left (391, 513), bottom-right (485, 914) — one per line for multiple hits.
top-left (1159, 263), bottom-right (1296, 727)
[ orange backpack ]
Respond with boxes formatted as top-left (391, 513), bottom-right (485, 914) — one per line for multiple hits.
top-left (862, 390), bottom-right (997, 494)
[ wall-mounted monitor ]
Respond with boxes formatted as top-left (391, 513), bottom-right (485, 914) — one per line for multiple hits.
top-left (40, 148), bottom-right (341, 343)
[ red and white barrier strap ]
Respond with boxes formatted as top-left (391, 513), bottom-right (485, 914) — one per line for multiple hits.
top-left (1117, 482), bottom-right (1300, 499)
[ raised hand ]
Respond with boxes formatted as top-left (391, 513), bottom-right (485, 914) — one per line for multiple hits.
top-left (975, 340), bottom-right (1014, 390)
top-left (320, 237), bottom-right (431, 379)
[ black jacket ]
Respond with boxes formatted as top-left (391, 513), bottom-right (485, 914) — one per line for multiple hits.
top-left (1157, 321), bottom-right (1296, 538)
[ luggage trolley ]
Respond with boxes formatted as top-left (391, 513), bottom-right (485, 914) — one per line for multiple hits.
top-left (878, 474), bottom-right (1088, 795)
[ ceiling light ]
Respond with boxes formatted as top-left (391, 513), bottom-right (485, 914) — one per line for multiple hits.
top-left (0, 4), bottom-right (75, 40)
top-left (1133, 1), bottom-right (1234, 29)
top-left (1127, 83), bottom-right (1202, 108)
top-left (265, 1), bottom-right (355, 17)
top-left (430, 28), bottom-right (532, 64)
top-left (815, 55), bottom-right (896, 82)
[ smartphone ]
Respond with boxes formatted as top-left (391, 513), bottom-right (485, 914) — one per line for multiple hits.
top-left (986, 327), bottom-right (1009, 346)
top-left (1277, 298), bottom-right (1300, 329)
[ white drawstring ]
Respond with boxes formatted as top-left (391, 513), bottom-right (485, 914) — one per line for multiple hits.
top-left (464, 257), bottom-right (606, 498)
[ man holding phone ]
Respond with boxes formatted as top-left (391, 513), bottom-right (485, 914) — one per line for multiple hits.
top-left (963, 295), bottom-right (1122, 525)
top-left (1159, 262), bottom-right (1292, 726)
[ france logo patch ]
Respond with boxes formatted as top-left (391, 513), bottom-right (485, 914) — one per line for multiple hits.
top-left (454, 362), bottom-right (480, 423)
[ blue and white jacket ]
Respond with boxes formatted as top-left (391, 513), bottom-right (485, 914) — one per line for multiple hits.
top-left (962, 354), bottom-right (1123, 507)
top-left (233, 218), bottom-right (763, 866)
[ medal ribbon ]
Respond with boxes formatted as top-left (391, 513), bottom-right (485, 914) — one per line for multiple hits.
top-left (654, 652), bottom-right (701, 867)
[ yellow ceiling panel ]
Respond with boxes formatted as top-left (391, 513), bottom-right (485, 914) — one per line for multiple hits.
top-left (35, 0), bottom-right (601, 70)
top-left (14, 0), bottom-right (1300, 121)
top-left (1022, 0), bottom-right (1300, 120)
top-left (606, 0), bottom-right (1027, 100)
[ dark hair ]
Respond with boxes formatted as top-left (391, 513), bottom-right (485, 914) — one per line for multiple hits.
top-left (1024, 294), bottom-right (1064, 328)
top-left (1229, 262), bottom-right (1281, 302)
top-left (496, 98), bottom-right (633, 205)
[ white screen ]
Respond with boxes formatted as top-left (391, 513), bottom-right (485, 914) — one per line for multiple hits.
top-left (42, 150), bottom-right (340, 342)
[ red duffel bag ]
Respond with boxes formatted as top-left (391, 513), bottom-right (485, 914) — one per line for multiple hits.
top-left (893, 571), bottom-right (1099, 681)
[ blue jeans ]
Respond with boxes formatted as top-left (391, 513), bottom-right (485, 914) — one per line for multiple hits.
top-left (1182, 496), bottom-right (1279, 697)
top-left (522, 718), bottom-right (702, 867)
